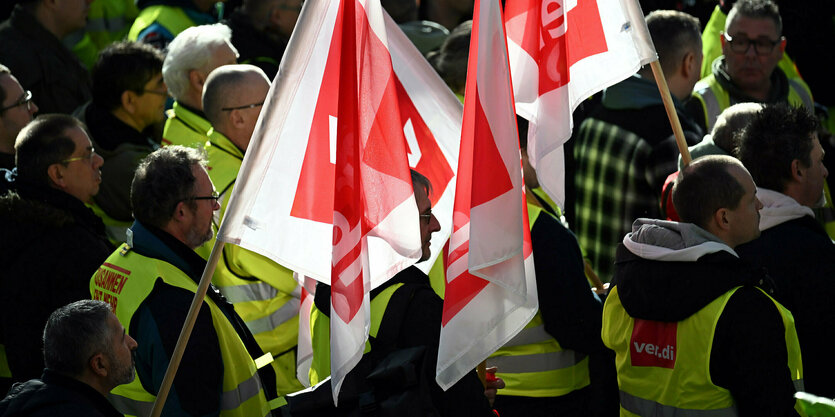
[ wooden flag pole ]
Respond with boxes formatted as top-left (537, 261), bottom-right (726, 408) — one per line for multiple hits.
top-left (649, 60), bottom-right (693, 166)
top-left (149, 237), bottom-right (225, 417)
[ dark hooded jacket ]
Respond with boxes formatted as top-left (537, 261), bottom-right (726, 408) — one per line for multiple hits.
top-left (0, 369), bottom-right (122, 417)
top-left (0, 179), bottom-right (112, 382)
top-left (610, 219), bottom-right (799, 417)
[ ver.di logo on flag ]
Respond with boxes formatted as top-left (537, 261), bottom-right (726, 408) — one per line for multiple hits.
top-left (630, 319), bottom-right (677, 368)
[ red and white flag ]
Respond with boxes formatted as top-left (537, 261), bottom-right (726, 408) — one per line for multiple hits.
top-left (217, 0), bottom-right (461, 402)
top-left (505, 0), bottom-right (656, 207)
top-left (438, 0), bottom-right (538, 390)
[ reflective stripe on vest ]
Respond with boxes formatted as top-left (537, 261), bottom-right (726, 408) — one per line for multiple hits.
top-left (246, 298), bottom-right (301, 335)
top-left (91, 245), bottom-right (272, 417)
top-left (222, 281), bottom-right (279, 303)
top-left (488, 350), bottom-right (587, 374)
top-left (620, 390), bottom-right (738, 417)
top-left (485, 202), bottom-right (591, 397)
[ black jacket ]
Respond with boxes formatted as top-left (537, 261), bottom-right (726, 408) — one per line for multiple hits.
top-left (0, 181), bottom-right (112, 382)
top-left (223, 9), bottom-right (288, 80)
top-left (613, 226), bottom-right (799, 417)
top-left (315, 266), bottom-right (495, 417)
top-left (0, 5), bottom-right (91, 115)
top-left (737, 215), bottom-right (835, 398)
top-left (0, 369), bottom-right (122, 417)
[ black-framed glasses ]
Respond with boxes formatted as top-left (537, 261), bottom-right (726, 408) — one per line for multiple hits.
top-left (1, 90), bottom-right (33, 113)
top-left (723, 32), bottom-right (782, 55)
top-left (62, 148), bottom-right (97, 164)
top-left (221, 101), bottom-right (264, 111)
top-left (189, 191), bottom-right (220, 203)
top-left (419, 209), bottom-right (433, 222)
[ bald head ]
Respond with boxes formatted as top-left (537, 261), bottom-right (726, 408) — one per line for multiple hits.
top-left (710, 102), bottom-right (763, 153)
top-left (202, 64), bottom-right (270, 152)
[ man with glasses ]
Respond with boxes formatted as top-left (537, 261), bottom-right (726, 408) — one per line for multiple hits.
top-left (91, 146), bottom-right (281, 416)
top-left (0, 64), bottom-right (38, 170)
top-left (0, 114), bottom-right (112, 385)
top-left (687, 0), bottom-right (813, 133)
top-left (199, 64), bottom-right (305, 395)
top-left (74, 41), bottom-right (167, 245)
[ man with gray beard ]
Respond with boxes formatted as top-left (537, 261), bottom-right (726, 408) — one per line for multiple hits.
top-left (0, 300), bottom-right (137, 417)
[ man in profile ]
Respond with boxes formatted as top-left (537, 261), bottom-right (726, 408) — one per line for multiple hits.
top-left (0, 299), bottom-right (137, 416)
top-left (603, 155), bottom-right (802, 416)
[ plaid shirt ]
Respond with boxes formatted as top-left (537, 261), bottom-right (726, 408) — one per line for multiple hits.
top-left (573, 114), bottom-right (691, 282)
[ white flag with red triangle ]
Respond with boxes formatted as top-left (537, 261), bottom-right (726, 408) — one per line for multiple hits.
top-left (216, 0), bottom-right (462, 402)
top-left (505, 0), bottom-right (656, 208)
top-left (438, 0), bottom-right (538, 390)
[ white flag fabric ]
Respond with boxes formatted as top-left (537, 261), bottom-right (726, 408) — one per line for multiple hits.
top-left (296, 274), bottom-right (317, 387)
top-left (505, 0), bottom-right (656, 208)
top-left (217, 0), bottom-right (462, 402)
top-left (438, 0), bottom-right (538, 390)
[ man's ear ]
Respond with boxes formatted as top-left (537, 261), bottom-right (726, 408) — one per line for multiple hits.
top-left (189, 69), bottom-right (206, 94)
top-left (681, 51), bottom-right (697, 80)
top-left (790, 159), bottom-right (803, 182)
top-left (229, 109), bottom-right (246, 129)
top-left (121, 90), bottom-right (137, 114)
top-left (713, 207), bottom-right (731, 232)
top-left (47, 163), bottom-right (65, 188)
top-left (89, 352), bottom-right (108, 378)
top-left (173, 200), bottom-right (190, 222)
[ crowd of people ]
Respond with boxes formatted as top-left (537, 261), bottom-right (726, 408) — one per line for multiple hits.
top-left (0, 0), bottom-right (833, 416)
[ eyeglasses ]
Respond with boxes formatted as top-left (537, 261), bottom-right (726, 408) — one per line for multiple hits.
top-left (62, 148), bottom-right (97, 164)
top-left (221, 101), bottom-right (264, 111)
top-left (0, 90), bottom-right (33, 113)
top-left (723, 32), bottom-right (782, 55)
top-left (419, 209), bottom-right (433, 222)
top-left (189, 191), bottom-right (220, 203)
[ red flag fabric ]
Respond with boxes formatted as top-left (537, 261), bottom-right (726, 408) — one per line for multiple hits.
top-left (504, 0), bottom-right (656, 207)
top-left (216, 0), bottom-right (462, 402)
top-left (438, 0), bottom-right (538, 390)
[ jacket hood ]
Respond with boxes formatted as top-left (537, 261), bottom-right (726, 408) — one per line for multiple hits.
top-left (613, 219), bottom-right (769, 322)
top-left (756, 187), bottom-right (815, 231)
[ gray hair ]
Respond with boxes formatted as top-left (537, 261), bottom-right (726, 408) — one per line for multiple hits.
top-left (162, 24), bottom-right (239, 101)
top-left (43, 300), bottom-right (113, 377)
top-left (131, 146), bottom-right (207, 229)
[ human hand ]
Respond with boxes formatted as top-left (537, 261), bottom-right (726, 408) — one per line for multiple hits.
top-left (483, 366), bottom-right (505, 408)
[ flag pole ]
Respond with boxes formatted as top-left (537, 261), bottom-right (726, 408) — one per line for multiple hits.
top-left (649, 60), bottom-right (693, 166)
top-left (149, 236), bottom-right (224, 417)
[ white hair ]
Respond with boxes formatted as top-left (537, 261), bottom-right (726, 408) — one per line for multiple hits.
top-left (162, 23), bottom-right (239, 101)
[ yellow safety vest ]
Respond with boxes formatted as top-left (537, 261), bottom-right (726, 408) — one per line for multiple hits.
top-left (87, 201), bottom-right (132, 246)
top-left (90, 244), bottom-right (272, 417)
top-left (127, 5), bottom-right (195, 43)
top-left (162, 101), bottom-right (212, 148)
top-left (602, 285), bottom-right (804, 416)
top-left (195, 129), bottom-right (304, 395)
top-left (691, 72), bottom-right (813, 133)
top-left (487, 203), bottom-right (590, 397)
top-left (308, 283), bottom-right (404, 386)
